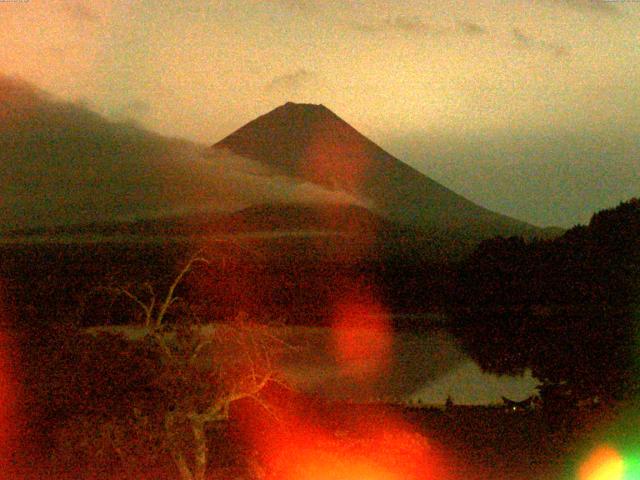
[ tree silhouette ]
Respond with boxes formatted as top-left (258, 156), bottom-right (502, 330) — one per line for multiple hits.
top-left (448, 198), bottom-right (640, 401)
top-left (28, 255), bottom-right (288, 480)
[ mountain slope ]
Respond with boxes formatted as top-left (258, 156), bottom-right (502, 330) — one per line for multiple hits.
top-left (0, 76), bottom-right (236, 231)
top-left (0, 78), bottom-right (362, 233)
top-left (1, 76), bottom-right (542, 244)
top-left (213, 102), bottom-right (540, 239)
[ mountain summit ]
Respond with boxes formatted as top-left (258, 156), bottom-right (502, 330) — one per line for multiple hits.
top-left (213, 102), bottom-right (539, 239)
top-left (215, 102), bottom-right (350, 177)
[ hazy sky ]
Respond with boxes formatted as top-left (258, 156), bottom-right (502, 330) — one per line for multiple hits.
top-left (1, 0), bottom-right (639, 227)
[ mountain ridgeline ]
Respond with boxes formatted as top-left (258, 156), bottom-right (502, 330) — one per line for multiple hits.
top-left (1, 75), bottom-right (552, 262)
top-left (213, 102), bottom-right (541, 240)
top-left (0, 76), bottom-right (216, 231)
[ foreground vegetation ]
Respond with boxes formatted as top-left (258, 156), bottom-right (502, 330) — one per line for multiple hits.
top-left (3, 198), bottom-right (640, 478)
top-left (11, 323), bottom-right (627, 480)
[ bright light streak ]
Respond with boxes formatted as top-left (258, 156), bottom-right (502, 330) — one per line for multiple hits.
top-left (237, 392), bottom-right (454, 480)
top-left (579, 445), bottom-right (625, 480)
top-left (276, 448), bottom-right (400, 480)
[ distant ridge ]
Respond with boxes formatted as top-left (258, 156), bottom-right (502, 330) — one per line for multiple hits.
top-left (8, 203), bottom-right (390, 238)
top-left (213, 102), bottom-right (541, 239)
top-left (0, 78), bottom-right (373, 234)
top-left (0, 73), bottom-right (548, 247)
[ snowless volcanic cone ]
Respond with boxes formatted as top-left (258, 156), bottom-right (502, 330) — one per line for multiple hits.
top-left (213, 101), bottom-right (539, 239)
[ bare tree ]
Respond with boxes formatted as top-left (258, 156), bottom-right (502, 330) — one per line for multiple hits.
top-left (105, 255), bottom-right (287, 480)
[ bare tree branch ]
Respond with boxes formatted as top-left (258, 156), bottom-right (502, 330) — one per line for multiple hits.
top-left (155, 254), bottom-right (209, 328)
top-left (99, 252), bottom-right (289, 480)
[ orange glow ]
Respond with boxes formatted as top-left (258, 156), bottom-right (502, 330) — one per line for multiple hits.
top-left (302, 125), bottom-right (381, 263)
top-left (302, 120), bottom-right (372, 196)
top-left (274, 448), bottom-right (400, 480)
top-left (236, 382), bottom-right (454, 480)
top-left (244, 407), bottom-right (451, 480)
top-left (579, 445), bottom-right (625, 480)
top-left (331, 290), bottom-right (392, 381)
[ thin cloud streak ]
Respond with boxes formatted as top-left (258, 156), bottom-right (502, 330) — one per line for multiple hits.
top-left (458, 20), bottom-right (487, 36)
top-left (264, 69), bottom-right (315, 93)
top-left (512, 28), bottom-right (569, 57)
top-left (559, 0), bottom-right (620, 14)
top-left (352, 15), bottom-right (488, 37)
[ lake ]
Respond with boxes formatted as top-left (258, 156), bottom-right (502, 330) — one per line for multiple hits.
top-left (87, 322), bottom-right (540, 406)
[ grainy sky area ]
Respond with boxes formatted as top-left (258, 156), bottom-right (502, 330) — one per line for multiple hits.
top-left (1, 0), bottom-right (639, 227)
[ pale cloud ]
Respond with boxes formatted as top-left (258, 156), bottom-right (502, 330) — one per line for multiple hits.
top-left (392, 15), bottom-right (431, 33)
top-left (264, 69), bottom-right (315, 93)
top-left (458, 20), bottom-right (487, 36)
top-left (558, 0), bottom-right (620, 14)
top-left (353, 15), bottom-right (487, 37)
top-left (202, 148), bottom-right (372, 213)
top-left (352, 15), bottom-right (435, 34)
top-left (512, 28), bottom-right (569, 57)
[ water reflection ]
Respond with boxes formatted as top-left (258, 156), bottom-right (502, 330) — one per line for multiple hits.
top-left (275, 324), bottom-right (540, 405)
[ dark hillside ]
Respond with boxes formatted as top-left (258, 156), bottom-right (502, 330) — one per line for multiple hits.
top-left (448, 198), bottom-right (640, 400)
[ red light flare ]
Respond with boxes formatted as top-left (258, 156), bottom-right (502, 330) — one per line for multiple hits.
top-left (0, 283), bottom-right (19, 475)
top-left (233, 283), bottom-right (458, 480)
top-left (237, 393), bottom-right (455, 480)
top-left (300, 126), bottom-right (380, 261)
top-left (301, 118), bottom-right (373, 197)
top-left (330, 287), bottom-right (393, 383)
